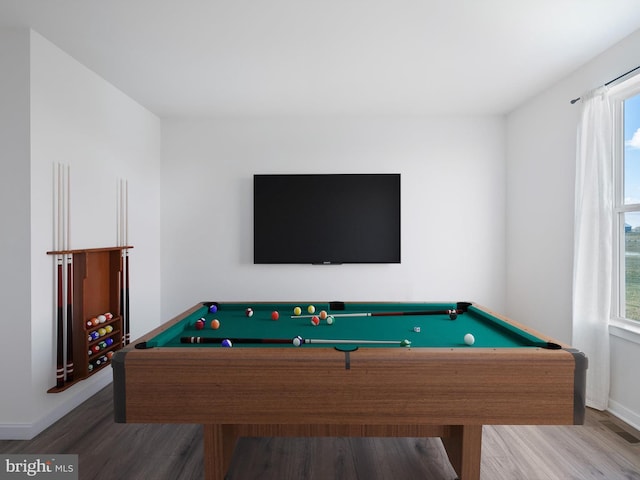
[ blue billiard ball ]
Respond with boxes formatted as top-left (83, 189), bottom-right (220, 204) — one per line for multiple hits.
top-left (209, 304), bottom-right (218, 313)
top-left (221, 339), bottom-right (233, 348)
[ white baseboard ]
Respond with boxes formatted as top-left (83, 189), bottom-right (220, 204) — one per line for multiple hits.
top-left (0, 371), bottom-right (112, 440)
top-left (608, 398), bottom-right (640, 432)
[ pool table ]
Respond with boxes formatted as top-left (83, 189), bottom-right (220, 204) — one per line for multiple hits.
top-left (112, 301), bottom-right (587, 480)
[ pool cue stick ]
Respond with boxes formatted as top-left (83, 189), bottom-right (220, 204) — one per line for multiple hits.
top-left (119, 179), bottom-right (125, 346)
top-left (124, 179), bottom-right (130, 345)
top-left (64, 164), bottom-right (74, 381)
top-left (301, 338), bottom-right (410, 346)
top-left (292, 309), bottom-right (460, 319)
top-left (181, 337), bottom-right (295, 344)
top-left (180, 336), bottom-right (410, 346)
top-left (54, 163), bottom-right (64, 388)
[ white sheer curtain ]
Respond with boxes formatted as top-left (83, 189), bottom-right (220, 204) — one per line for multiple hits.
top-left (572, 86), bottom-right (613, 411)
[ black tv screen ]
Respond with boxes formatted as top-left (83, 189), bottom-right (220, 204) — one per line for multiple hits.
top-left (254, 174), bottom-right (401, 264)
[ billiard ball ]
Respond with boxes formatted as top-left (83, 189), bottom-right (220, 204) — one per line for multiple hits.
top-left (105, 325), bottom-right (113, 333)
top-left (195, 320), bottom-right (205, 330)
top-left (92, 345), bottom-right (100, 353)
top-left (310, 316), bottom-right (320, 326)
top-left (209, 304), bottom-right (218, 313)
top-left (105, 338), bottom-right (114, 346)
top-left (86, 320), bottom-right (93, 328)
top-left (98, 328), bottom-right (107, 336)
top-left (464, 333), bottom-right (475, 345)
top-left (221, 339), bottom-right (233, 347)
top-left (245, 308), bottom-right (253, 317)
top-left (307, 305), bottom-right (316, 314)
top-left (97, 314), bottom-right (106, 323)
top-left (105, 312), bottom-right (113, 320)
top-left (271, 311), bottom-right (280, 321)
top-left (106, 351), bottom-right (114, 359)
top-left (319, 310), bottom-right (327, 320)
top-left (292, 336), bottom-right (303, 347)
top-left (91, 318), bottom-right (99, 327)
top-left (210, 319), bottom-right (220, 329)
top-left (293, 306), bottom-right (302, 316)
top-left (326, 315), bottom-right (334, 325)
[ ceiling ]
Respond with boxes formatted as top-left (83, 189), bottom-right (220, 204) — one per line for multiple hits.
top-left (2, 0), bottom-right (640, 117)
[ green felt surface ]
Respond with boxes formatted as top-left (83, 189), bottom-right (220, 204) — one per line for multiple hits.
top-left (141, 302), bottom-right (549, 349)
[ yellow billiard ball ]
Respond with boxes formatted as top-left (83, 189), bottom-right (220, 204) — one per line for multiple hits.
top-left (293, 306), bottom-right (302, 316)
top-left (307, 305), bottom-right (316, 314)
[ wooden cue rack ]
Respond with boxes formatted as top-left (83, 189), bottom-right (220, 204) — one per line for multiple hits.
top-left (46, 246), bottom-right (132, 393)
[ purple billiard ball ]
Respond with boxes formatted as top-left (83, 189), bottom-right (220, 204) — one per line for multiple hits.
top-left (221, 339), bottom-right (233, 348)
top-left (209, 304), bottom-right (218, 313)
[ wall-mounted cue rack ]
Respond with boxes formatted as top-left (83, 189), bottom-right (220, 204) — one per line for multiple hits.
top-left (46, 246), bottom-right (133, 393)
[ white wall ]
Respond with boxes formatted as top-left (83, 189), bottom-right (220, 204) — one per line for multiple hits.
top-left (0, 28), bottom-right (33, 429)
top-left (507, 29), bottom-right (640, 429)
top-left (0, 29), bottom-right (162, 439)
top-left (161, 116), bottom-right (506, 320)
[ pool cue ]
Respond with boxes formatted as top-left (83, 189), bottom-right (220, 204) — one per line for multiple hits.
top-left (292, 309), bottom-right (460, 319)
top-left (54, 163), bottom-right (64, 388)
top-left (64, 165), bottom-right (74, 381)
top-left (181, 337), bottom-right (296, 344)
top-left (180, 336), bottom-right (411, 346)
top-left (124, 179), bottom-right (130, 345)
top-left (300, 338), bottom-right (410, 346)
top-left (118, 179), bottom-right (125, 346)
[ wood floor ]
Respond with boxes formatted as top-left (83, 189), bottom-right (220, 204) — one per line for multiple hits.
top-left (1, 385), bottom-right (639, 479)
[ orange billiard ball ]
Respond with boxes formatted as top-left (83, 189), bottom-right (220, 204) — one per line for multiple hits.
top-left (210, 319), bottom-right (220, 329)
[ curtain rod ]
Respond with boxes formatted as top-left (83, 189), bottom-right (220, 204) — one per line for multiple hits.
top-left (570, 65), bottom-right (640, 104)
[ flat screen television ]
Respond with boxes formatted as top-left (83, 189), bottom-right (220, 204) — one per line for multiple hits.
top-left (254, 174), bottom-right (401, 264)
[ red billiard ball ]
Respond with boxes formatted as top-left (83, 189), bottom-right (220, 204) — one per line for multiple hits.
top-left (271, 311), bottom-right (279, 321)
top-left (195, 319), bottom-right (205, 330)
top-left (310, 316), bottom-right (320, 326)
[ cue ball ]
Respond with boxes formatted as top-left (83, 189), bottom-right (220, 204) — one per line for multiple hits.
top-left (271, 311), bottom-right (280, 321)
top-left (210, 319), bottom-right (220, 329)
top-left (293, 306), bottom-right (302, 316)
top-left (307, 305), bottom-right (316, 314)
top-left (245, 308), bottom-right (253, 317)
top-left (464, 333), bottom-right (475, 345)
top-left (97, 314), bottom-right (106, 323)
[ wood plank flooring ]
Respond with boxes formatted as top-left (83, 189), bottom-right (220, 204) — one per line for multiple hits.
top-left (1, 385), bottom-right (639, 479)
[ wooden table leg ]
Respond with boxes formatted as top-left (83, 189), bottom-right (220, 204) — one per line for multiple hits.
top-left (203, 424), bottom-right (238, 480)
top-left (441, 425), bottom-right (482, 480)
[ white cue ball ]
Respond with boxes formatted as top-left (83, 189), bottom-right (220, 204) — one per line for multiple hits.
top-left (464, 333), bottom-right (475, 346)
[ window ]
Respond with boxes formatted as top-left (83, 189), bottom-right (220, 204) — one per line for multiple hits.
top-left (612, 79), bottom-right (640, 324)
